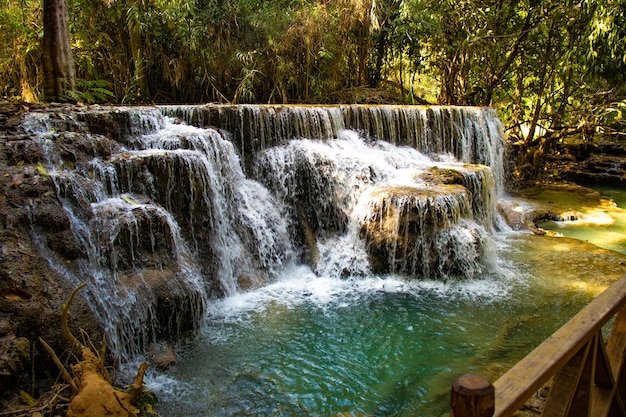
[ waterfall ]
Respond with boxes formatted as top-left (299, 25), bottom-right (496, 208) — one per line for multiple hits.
top-left (20, 104), bottom-right (506, 363)
top-left (25, 107), bottom-right (296, 362)
top-left (254, 129), bottom-right (497, 279)
top-left (160, 105), bottom-right (506, 190)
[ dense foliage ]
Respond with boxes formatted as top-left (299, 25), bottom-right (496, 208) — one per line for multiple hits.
top-left (1, 0), bottom-right (625, 154)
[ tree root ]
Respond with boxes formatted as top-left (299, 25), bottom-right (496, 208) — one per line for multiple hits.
top-left (37, 282), bottom-right (159, 417)
top-left (61, 282), bottom-right (87, 350)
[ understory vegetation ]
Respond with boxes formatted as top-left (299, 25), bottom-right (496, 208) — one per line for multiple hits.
top-left (1, 0), bottom-right (625, 166)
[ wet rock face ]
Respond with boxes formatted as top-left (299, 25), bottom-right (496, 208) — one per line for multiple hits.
top-left (0, 104), bottom-right (104, 396)
top-left (32, 202), bottom-right (84, 261)
top-left (75, 106), bottom-right (163, 144)
top-left (109, 152), bottom-right (221, 287)
top-left (255, 144), bottom-right (351, 237)
top-left (0, 318), bottom-right (30, 393)
top-left (550, 141), bottom-right (626, 186)
top-left (147, 341), bottom-right (177, 370)
top-left (358, 185), bottom-right (487, 278)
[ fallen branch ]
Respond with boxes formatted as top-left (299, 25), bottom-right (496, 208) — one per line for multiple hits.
top-left (38, 337), bottom-right (79, 393)
top-left (0, 385), bottom-right (70, 416)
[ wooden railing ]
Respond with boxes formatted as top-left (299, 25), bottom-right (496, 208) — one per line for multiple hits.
top-left (450, 273), bottom-right (626, 417)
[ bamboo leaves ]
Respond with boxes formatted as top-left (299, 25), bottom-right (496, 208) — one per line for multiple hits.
top-left (0, 0), bottom-right (623, 144)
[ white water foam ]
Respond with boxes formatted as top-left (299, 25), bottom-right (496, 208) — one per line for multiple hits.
top-left (258, 128), bottom-right (500, 279)
top-left (25, 104), bottom-right (511, 367)
top-left (204, 260), bottom-right (522, 326)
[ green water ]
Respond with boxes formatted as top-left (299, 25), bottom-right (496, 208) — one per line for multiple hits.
top-left (154, 187), bottom-right (626, 417)
top-left (155, 241), bottom-right (626, 416)
top-left (536, 185), bottom-right (626, 255)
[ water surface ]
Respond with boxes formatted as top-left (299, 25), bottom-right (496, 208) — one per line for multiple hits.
top-left (536, 185), bottom-right (626, 255)
top-left (154, 228), bottom-right (626, 417)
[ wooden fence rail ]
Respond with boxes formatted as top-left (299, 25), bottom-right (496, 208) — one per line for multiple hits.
top-left (451, 273), bottom-right (626, 417)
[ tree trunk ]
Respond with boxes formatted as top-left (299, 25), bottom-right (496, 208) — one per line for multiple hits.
top-left (483, 13), bottom-right (534, 106)
top-left (370, 28), bottom-right (388, 88)
top-left (42, 0), bottom-right (75, 102)
top-left (525, 22), bottom-right (556, 145)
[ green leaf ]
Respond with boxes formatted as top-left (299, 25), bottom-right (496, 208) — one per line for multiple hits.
top-left (121, 194), bottom-right (140, 205)
top-left (37, 162), bottom-right (51, 178)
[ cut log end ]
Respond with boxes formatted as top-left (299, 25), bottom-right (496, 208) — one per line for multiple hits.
top-left (451, 374), bottom-right (495, 417)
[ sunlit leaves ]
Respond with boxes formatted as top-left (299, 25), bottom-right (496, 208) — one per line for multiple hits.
top-left (0, 0), bottom-right (42, 100)
top-left (0, 0), bottom-right (624, 141)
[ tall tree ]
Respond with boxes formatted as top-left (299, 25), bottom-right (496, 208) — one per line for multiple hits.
top-left (42, 0), bottom-right (75, 101)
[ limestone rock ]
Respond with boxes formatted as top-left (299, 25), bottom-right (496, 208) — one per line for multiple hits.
top-left (358, 184), bottom-right (487, 278)
top-left (148, 342), bottom-right (177, 370)
top-left (0, 333), bottom-right (30, 393)
top-left (565, 153), bottom-right (626, 185)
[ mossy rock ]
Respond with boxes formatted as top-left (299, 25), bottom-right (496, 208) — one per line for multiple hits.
top-left (423, 166), bottom-right (465, 185)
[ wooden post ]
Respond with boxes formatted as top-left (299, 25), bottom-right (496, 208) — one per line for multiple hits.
top-left (451, 374), bottom-right (495, 417)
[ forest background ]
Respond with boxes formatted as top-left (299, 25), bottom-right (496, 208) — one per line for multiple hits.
top-left (1, 0), bottom-right (625, 179)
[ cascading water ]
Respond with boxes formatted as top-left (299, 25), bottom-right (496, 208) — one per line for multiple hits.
top-left (161, 105), bottom-right (506, 189)
top-left (23, 104), bottom-right (504, 358)
top-left (19, 104), bottom-right (543, 416)
top-left (24, 107), bottom-right (298, 362)
top-left (253, 129), bottom-right (498, 279)
top-left (15, 103), bottom-right (626, 416)
top-left (19, 104), bottom-right (505, 359)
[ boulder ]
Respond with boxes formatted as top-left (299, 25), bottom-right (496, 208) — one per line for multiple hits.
top-left (358, 184), bottom-right (487, 278)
